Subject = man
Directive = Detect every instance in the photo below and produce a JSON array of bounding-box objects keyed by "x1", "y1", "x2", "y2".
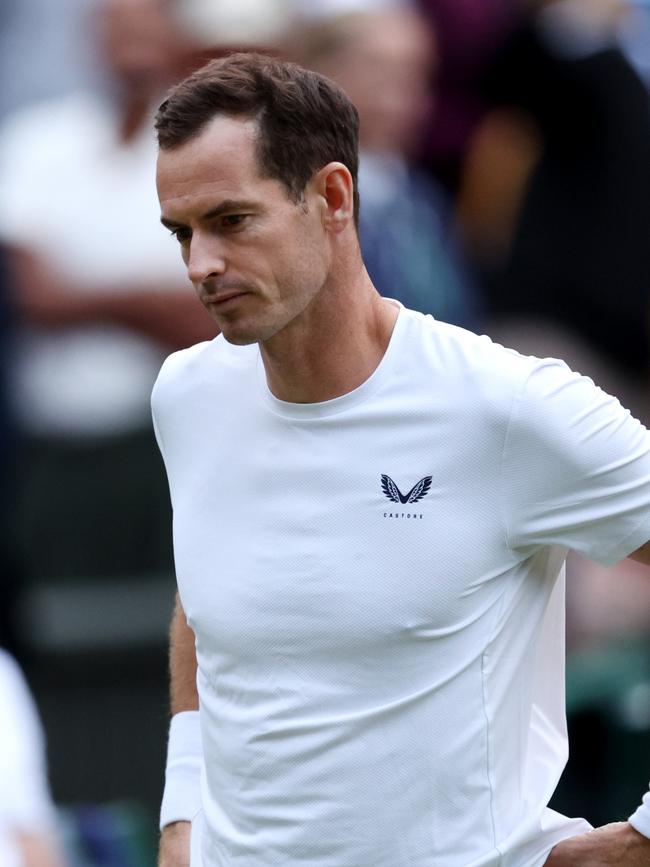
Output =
[{"x1": 152, "y1": 53, "x2": 650, "y2": 866}]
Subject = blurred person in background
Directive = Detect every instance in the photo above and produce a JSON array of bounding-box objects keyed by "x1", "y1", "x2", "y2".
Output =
[
  {"x1": 0, "y1": 649, "x2": 65, "y2": 867},
  {"x1": 0, "y1": 0, "x2": 217, "y2": 585},
  {"x1": 291, "y1": 5, "x2": 479, "y2": 328},
  {"x1": 458, "y1": 0, "x2": 650, "y2": 420},
  {"x1": 415, "y1": 0, "x2": 516, "y2": 191}
]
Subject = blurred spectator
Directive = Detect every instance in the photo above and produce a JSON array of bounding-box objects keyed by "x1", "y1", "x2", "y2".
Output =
[
  {"x1": 416, "y1": 0, "x2": 516, "y2": 190},
  {"x1": 458, "y1": 0, "x2": 650, "y2": 421},
  {"x1": 0, "y1": 650, "x2": 65, "y2": 867},
  {"x1": 292, "y1": 7, "x2": 479, "y2": 327},
  {"x1": 0, "y1": 0, "x2": 217, "y2": 584}
]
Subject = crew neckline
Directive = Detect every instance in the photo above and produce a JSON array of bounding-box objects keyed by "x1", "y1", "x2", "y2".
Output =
[{"x1": 258, "y1": 301, "x2": 407, "y2": 420}]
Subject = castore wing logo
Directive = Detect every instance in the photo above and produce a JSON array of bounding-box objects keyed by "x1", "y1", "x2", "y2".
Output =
[{"x1": 381, "y1": 474, "x2": 432, "y2": 505}]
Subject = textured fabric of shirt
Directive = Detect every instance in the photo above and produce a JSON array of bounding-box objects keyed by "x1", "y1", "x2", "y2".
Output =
[{"x1": 152, "y1": 306, "x2": 650, "y2": 867}]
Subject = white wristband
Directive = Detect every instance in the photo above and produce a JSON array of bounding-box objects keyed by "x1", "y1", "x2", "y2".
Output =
[
  {"x1": 159, "y1": 710, "x2": 203, "y2": 831},
  {"x1": 629, "y1": 784, "x2": 650, "y2": 838}
]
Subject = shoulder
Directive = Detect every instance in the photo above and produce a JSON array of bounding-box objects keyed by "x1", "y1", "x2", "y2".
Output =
[
  {"x1": 151, "y1": 336, "x2": 258, "y2": 461},
  {"x1": 395, "y1": 309, "x2": 601, "y2": 436},
  {"x1": 151, "y1": 335, "x2": 256, "y2": 413},
  {"x1": 153, "y1": 339, "x2": 213, "y2": 388},
  {"x1": 400, "y1": 308, "x2": 539, "y2": 398}
]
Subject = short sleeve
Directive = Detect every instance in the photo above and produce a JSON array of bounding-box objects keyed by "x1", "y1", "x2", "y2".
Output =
[{"x1": 501, "y1": 359, "x2": 650, "y2": 566}]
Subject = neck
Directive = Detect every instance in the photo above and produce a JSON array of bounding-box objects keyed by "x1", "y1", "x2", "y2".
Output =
[{"x1": 260, "y1": 268, "x2": 399, "y2": 404}]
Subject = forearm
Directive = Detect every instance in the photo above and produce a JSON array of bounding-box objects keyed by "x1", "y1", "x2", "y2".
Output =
[
  {"x1": 545, "y1": 780, "x2": 650, "y2": 864},
  {"x1": 8, "y1": 246, "x2": 217, "y2": 348},
  {"x1": 94, "y1": 291, "x2": 217, "y2": 349},
  {"x1": 162, "y1": 593, "x2": 201, "y2": 823},
  {"x1": 545, "y1": 821, "x2": 650, "y2": 865},
  {"x1": 169, "y1": 594, "x2": 199, "y2": 714}
]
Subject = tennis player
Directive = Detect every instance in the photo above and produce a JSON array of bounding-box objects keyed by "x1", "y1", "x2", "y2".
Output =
[{"x1": 152, "y1": 53, "x2": 650, "y2": 867}]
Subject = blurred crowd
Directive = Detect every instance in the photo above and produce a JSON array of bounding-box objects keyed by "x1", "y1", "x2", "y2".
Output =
[{"x1": 0, "y1": 0, "x2": 649, "y2": 864}]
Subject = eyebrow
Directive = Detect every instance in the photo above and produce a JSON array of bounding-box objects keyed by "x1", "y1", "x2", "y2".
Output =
[{"x1": 160, "y1": 199, "x2": 260, "y2": 230}]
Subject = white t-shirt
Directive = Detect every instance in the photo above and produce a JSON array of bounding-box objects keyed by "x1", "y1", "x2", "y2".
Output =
[
  {"x1": 152, "y1": 306, "x2": 650, "y2": 867},
  {"x1": 0, "y1": 92, "x2": 189, "y2": 436}
]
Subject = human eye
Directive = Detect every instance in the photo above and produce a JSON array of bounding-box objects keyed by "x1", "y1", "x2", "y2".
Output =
[
  {"x1": 219, "y1": 214, "x2": 249, "y2": 231},
  {"x1": 168, "y1": 226, "x2": 191, "y2": 244}
]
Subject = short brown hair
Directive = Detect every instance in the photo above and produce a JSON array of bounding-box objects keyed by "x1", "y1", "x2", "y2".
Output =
[{"x1": 155, "y1": 52, "x2": 360, "y2": 224}]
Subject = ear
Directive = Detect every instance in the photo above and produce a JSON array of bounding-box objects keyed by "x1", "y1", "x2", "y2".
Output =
[{"x1": 313, "y1": 162, "x2": 355, "y2": 233}]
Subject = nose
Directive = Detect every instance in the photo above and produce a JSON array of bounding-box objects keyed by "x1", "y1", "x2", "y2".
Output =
[{"x1": 186, "y1": 234, "x2": 226, "y2": 285}]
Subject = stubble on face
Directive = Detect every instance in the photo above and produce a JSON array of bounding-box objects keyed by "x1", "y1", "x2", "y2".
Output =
[{"x1": 212, "y1": 231, "x2": 331, "y2": 349}]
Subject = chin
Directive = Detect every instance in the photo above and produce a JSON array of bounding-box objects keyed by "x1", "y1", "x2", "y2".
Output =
[
  {"x1": 221, "y1": 331, "x2": 259, "y2": 346},
  {"x1": 218, "y1": 321, "x2": 267, "y2": 346},
  {"x1": 219, "y1": 315, "x2": 285, "y2": 347}
]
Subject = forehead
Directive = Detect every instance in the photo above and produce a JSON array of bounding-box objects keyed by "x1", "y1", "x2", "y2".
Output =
[{"x1": 156, "y1": 115, "x2": 268, "y2": 215}]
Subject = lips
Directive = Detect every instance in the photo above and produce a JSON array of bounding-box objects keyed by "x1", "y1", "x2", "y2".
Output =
[{"x1": 206, "y1": 290, "x2": 247, "y2": 307}]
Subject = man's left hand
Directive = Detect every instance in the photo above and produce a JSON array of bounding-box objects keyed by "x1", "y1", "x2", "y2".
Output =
[{"x1": 545, "y1": 822, "x2": 650, "y2": 865}]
